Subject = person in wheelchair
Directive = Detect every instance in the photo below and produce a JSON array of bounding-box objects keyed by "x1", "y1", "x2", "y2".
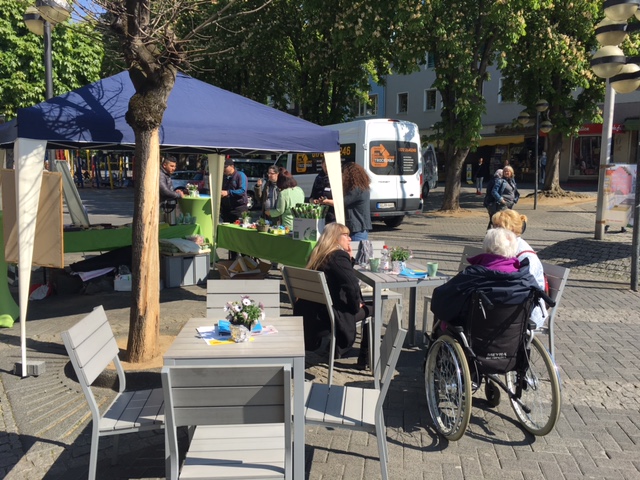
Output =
[
  {"x1": 424, "y1": 228, "x2": 560, "y2": 440},
  {"x1": 431, "y1": 227, "x2": 543, "y2": 330}
]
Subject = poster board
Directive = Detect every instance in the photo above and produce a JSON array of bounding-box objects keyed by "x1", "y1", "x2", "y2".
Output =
[
  {"x1": 1, "y1": 169, "x2": 64, "y2": 267},
  {"x1": 603, "y1": 164, "x2": 636, "y2": 228}
]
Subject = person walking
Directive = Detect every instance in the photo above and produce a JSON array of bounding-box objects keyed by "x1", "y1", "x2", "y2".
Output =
[
  {"x1": 483, "y1": 166, "x2": 519, "y2": 229},
  {"x1": 540, "y1": 152, "x2": 547, "y2": 184},
  {"x1": 474, "y1": 157, "x2": 489, "y2": 195}
]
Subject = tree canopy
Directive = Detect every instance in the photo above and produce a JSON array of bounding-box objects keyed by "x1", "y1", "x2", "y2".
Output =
[{"x1": 0, "y1": 0, "x2": 103, "y2": 118}]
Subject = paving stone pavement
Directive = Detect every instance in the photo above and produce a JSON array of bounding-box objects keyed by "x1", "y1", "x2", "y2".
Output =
[{"x1": 1, "y1": 184, "x2": 640, "y2": 479}]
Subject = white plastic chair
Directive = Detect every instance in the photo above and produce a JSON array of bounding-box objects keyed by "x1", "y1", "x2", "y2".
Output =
[
  {"x1": 304, "y1": 303, "x2": 406, "y2": 480},
  {"x1": 61, "y1": 306, "x2": 164, "y2": 480}
]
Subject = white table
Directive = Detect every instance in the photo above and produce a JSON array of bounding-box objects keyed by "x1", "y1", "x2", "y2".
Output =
[
  {"x1": 164, "y1": 316, "x2": 305, "y2": 479},
  {"x1": 354, "y1": 262, "x2": 448, "y2": 388}
]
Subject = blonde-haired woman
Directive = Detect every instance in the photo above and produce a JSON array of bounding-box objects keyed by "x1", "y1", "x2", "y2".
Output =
[
  {"x1": 491, "y1": 209, "x2": 548, "y2": 328},
  {"x1": 294, "y1": 222, "x2": 371, "y2": 368}
]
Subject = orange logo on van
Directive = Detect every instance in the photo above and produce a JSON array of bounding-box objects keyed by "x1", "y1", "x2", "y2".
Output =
[
  {"x1": 370, "y1": 144, "x2": 395, "y2": 168},
  {"x1": 295, "y1": 154, "x2": 312, "y2": 173}
]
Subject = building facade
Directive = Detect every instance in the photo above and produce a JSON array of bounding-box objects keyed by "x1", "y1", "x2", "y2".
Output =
[{"x1": 357, "y1": 61, "x2": 640, "y2": 183}]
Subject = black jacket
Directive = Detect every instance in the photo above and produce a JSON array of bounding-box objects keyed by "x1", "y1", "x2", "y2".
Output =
[
  {"x1": 431, "y1": 262, "x2": 541, "y2": 325},
  {"x1": 310, "y1": 172, "x2": 335, "y2": 223},
  {"x1": 294, "y1": 250, "x2": 362, "y2": 350},
  {"x1": 160, "y1": 168, "x2": 181, "y2": 202}
]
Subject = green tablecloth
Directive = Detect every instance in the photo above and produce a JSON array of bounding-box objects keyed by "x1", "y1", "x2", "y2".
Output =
[
  {"x1": 64, "y1": 223, "x2": 200, "y2": 253},
  {"x1": 216, "y1": 224, "x2": 315, "y2": 268}
]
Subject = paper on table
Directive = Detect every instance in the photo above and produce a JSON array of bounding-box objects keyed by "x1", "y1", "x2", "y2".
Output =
[{"x1": 196, "y1": 324, "x2": 278, "y2": 346}]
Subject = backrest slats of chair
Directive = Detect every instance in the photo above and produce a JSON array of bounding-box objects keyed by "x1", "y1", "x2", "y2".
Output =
[
  {"x1": 282, "y1": 266, "x2": 332, "y2": 308},
  {"x1": 207, "y1": 279, "x2": 280, "y2": 319},
  {"x1": 350, "y1": 240, "x2": 386, "y2": 258},
  {"x1": 61, "y1": 306, "x2": 119, "y2": 387},
  {"x1": 541, "y1": 262, "x2": 570, "y2": 317},
  {"x1": 377, "y1": 303, "x2": 406, "y2": 391},
  {"x1": 163, "y1": 365, "x2": 287, "y2": 428},
  {"x1": 458, "y1": 245, "x2": 483, "y2": 272}
]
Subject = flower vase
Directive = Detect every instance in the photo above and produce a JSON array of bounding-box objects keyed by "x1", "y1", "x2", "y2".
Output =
[
  {"x1": 391, "y1": 260, "x2": 404, "y2": 274},
  {"x1": 230, "y1": 324, "x2": 250, "y2": 343}
]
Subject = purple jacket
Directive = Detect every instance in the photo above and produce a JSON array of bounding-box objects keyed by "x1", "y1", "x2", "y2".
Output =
[{"x1": 468, "y1": 253, "x2": 520, "y2": 273}]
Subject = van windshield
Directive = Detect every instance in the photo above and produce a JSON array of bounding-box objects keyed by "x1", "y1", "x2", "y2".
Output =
[{"x1": 368, "y1": 141, "x2": 419, "y2": 176}]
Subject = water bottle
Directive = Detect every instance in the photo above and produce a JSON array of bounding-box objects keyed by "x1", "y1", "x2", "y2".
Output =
[{"x1": 380, "y1": 245, "x2": 390, "y2": 273}]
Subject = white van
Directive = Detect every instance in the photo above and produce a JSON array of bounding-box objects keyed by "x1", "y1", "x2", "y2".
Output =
[{"x1": 276, "y1": 119, "x2": 423, "y2": 228}]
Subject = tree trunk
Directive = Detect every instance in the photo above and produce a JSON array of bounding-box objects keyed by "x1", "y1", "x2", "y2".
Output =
[
  {"x1": 126, "y1": 128, "x2": 161, "y2": 363},
  {"x1": 441, "y1": 147, "x2": 470, "y2": 211},
  {"x1": 542, "y1": 132, "x2": 564, "y2": 194}
]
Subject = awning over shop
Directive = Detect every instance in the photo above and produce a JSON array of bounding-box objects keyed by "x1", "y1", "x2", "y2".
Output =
[{"x1": 478, "y1": 135, "x2": 524, "y2": 147}]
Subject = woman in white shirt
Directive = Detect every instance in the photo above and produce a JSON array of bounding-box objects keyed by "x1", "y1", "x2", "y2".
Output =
[{"x1": 491, "y1": 209, "x2": 548, "y2": 328}]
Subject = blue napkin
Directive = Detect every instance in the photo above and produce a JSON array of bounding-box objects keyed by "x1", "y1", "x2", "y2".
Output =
[
  {"x1": 218, "y1": 320, "x2": 231, "y2": 336},
  {"x1": 251, "y1": 321, "x2": 263, "y2": 333},
  {"x1": 399, "y1": 268, "x2": 427, "y2": 279}
]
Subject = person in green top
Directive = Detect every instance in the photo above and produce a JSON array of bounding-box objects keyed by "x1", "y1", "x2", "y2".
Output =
[{"x1": 266, "y1": 169, "x2": 305, "y2": 229}]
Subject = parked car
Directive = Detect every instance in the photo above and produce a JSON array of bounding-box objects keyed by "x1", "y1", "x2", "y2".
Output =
[{"x1": 171, "y1": 170, "x2": 208, "y2": 193}]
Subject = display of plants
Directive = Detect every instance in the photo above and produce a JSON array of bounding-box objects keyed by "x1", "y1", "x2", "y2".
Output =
[
  {"x1": 291, "y1": 203, "x2": 327, "y2": 219},
  {"x1": 223, "y1": 295, "x2": 264, "y2": 328},
  {"x1": 390, "y1": 246, "x2": 411, "y2": 262}
]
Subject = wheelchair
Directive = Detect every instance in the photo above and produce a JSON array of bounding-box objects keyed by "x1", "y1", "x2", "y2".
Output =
[{"x1": 424, "y1": 289, "x2": 561, "y2": 441}]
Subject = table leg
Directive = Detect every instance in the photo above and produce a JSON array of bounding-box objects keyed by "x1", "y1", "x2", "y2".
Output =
[
  {"x1": 293, "y1": 356, "x2": 305, "y2": 478},
  {"x1": 372, "y1": 285, "x2": 383, "y2": 390},
  {"x1": 407, "y1": 287, "x2": 418, "y2": 346}
]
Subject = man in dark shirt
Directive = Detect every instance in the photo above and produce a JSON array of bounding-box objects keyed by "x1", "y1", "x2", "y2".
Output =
[
  {"x1": 159, "y1": 156, "x2": 184, "y2": 202},
  {"x1": 220, "y1": 158, "x2": 248, "y2": 223}
]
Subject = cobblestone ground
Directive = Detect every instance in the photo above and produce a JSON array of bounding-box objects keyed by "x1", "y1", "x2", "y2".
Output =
[{"x1": 1, "y1": 185, "x2": 639, "y2": 479}]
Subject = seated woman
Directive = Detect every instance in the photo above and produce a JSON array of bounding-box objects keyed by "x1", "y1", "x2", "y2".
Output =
[
  {"x1": 293, "y1": 222, "x2": 371, "y2": 368},
  {"x1": 266, "y1": 169, "x2": 305, "y2": 229},
  {"x1": 491, "y1": 209, "x2": 548, "y2": 328},
  {"x1": 431, "y1": 228, "x2": 541, "y2": 327}
]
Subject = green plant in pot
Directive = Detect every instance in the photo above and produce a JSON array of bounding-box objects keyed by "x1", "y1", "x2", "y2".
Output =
[
  {"x1": 390, "y1": 246, "x2": 411, "y2": 273},
  {"x1": 256, "y1": 217, "x2": 270, "y2": 232}
]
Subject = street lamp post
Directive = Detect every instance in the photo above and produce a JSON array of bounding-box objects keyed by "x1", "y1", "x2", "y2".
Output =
[
  {"x1": 590, "y1": 0, "x2": 640, "y2": 290},
  {"x1": 517, "y1": 103, "x2": 552, "y2": 210},
  {"x1": 23, "y1": 0, "x2": 71, "y2": 170}
]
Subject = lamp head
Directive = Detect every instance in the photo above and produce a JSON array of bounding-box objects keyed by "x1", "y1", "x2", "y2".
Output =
[
  {"x1": 517, "y1": 110, "x2": 530, "y2": 126},
  {"x1": 540, "y1": 120, "x2": 553, "y2": 134},
  {"x1": 591, "y1": 45, "x2": 626, "y2": 78},
  {"x1": 604, "y1": 0, "x2": 639, "y2": 22},
  {"x1": 535, "y1": 99, "x2": 549, "y2": 113},
  {"x1": 595, "y1": 17, "x2": 629, "y2": 46},
  {"x1": 23, "y1": 6, "x2": 44, "y2": 36},
  {"x1": 611, "y1": 63, "x2": 640, "y2": 93},
  {"x1": 36, "y1": 0, "x2": 71, "y2": 26}
]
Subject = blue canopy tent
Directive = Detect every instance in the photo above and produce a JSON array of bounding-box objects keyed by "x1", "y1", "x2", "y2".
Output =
[{"x1": 0, "y1": 71, "x2": 342, "y2": 376}]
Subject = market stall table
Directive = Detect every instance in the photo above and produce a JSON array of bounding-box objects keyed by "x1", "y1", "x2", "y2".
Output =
[
  {"x1": 216, "y1": 223, "x2": 315, "y2": 267},
  {"x1": 63, "y1": 223, "x2": 200, "y2": 253},
  {"x1": 354, "y1": 261, "x2": 448, "y2": 388},
  {"x1": 178, "y1": 196, "x2": 213, "y2": 253},
  {"x1": 163, "y1": 316, "x2": 305, "y2": 479}
]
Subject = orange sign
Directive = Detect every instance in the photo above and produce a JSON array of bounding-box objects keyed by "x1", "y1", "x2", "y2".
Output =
[
  {"x1": 295, "y1": 154, "x2": 312, "y2": 173},
  {"x1": 370, "y1": 144, "x2": 395, "y2": 168}
]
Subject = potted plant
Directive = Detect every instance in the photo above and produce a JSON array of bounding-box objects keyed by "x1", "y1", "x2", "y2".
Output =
[
  {"x1": 256, "y1": 217, "x2": 270, "y2": 233},
  {"x1": 186, "y1": 183, "x2": 199, "y2": 197},
  {"x1": 240, "y1": 210, "x2": 251, "y2": 227},
  {"x1": 389, "y1": 246, "x2": 411, "y2": 273},
  {"x1": 223, "y1": 295, "x2": 265, "y2": 342}
]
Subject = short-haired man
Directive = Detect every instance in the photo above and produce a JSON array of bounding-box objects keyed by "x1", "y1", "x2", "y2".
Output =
[
  {"x1": 220, "y1": 158, "x2": 248, "y2": 223},
  {"x1": 160, "y1": 156, "x2": 184, "y2": 202}
]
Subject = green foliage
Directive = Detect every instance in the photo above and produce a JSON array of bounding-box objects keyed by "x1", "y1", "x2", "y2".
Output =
[
  {"x1": 0, "y1": 0, "x2": 103, "y2": 118},
  {"x1": 179, "y1": 0, "x2": 404, "y2": 125},
  {"x1": 499, "y1": 0, "x2": 603, "y2": 137}
]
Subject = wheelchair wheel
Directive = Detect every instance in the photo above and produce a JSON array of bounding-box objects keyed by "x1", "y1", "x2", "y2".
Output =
[
  {"x1": 506, "y1": 336, "x2": 561, "y2": 436},
  {"x1": 424, "y1": 335, "x2": 472, "y2": 440},
  {"x1": 485, "y1": 380, "x2": 501, "y2": 407}
]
